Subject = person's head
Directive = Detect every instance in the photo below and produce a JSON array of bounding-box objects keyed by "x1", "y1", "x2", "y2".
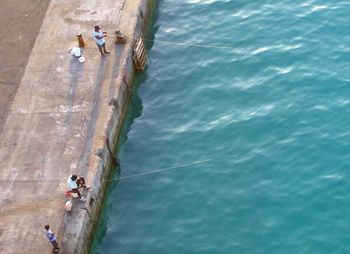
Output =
[
  {"x1": 44, "y1": 225, "x2": 50, "y2": 230},
  {"x1": 94, "y1": 25, "x2": 101, "y2": 31},
  {"x1": 71, "y1": 175, "x2": 78, "y2": 181}
]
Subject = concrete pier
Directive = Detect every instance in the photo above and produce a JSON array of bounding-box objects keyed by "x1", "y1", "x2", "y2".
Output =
[{"x1": 0, "y1": 0, "x2": 152, "y2": 253}]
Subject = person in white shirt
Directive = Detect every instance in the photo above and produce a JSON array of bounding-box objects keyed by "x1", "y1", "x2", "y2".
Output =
[
  {"x1": 44, "y1": 224, "x2": 60, "y2": 252},
  {"x1": 66, "y1": 175, "x2": 88, "y2": 201},
  {"x1": 93, "y1": 25, "x2": 110, "y2": 56}
]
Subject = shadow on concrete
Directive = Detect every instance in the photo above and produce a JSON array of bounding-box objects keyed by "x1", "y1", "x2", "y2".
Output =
[
  {"x1": 107, "y1": 44, "x2": 125, "y2": 102},
  {"x1": 65, "y1": 57, "x2": 85, "y2": 127},
  {"x1": 77, "y1": 57, "x2": 109, "y2": 175}
]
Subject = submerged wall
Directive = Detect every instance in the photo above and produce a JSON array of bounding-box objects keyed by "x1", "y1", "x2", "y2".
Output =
[{"x1": 61, "y1": 1, "x2": 155, "y2": 253}]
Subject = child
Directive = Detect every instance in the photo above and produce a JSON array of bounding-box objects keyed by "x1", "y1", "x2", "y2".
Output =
[{"x1": 44, "y1": 225, "x2": 60, "y2": 252}]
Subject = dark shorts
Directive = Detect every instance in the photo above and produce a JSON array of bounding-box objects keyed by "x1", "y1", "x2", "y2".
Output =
[
  {"x1": 96, "y1": 42, "x2": 105, "y2": 48},
  {"x1": 51, "y1": 240, "x2": 59, "y2": 249}
]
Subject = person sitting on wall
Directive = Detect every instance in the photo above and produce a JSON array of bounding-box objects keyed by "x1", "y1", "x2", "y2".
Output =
[{"x1": 66, "y1": 174, "x2": 88, "y2": 202}]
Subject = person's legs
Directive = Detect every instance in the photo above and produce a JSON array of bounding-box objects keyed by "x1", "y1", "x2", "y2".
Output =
[
  {"x1": 97, "y1": 43, "x2": 104, "y2": 55},
  {"x1": 52, "y1": 240, "x2": 60, "y2": 250},
  {"x1": 70, "y1": 188, "x2": 81, "y2": 199},
  {"x1": 102, "y1": 43, "x2": 110, "y2": 54}
]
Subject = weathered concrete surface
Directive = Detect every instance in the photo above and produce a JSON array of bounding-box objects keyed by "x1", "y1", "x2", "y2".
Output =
[
  {"x1": 0, "y1": 0, "x2": 50, "y2": 133},
  {"x1": 0, "y1": 0, "x2": 152, "y2": 253}
]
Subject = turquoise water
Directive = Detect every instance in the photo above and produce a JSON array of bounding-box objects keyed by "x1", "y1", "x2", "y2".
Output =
[{"x1": 91, "y1": 1, "x2": 350, "y2": 253}]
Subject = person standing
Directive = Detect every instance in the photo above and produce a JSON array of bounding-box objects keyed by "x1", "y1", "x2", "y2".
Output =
[
  {"x1": 44, "y1": 225, "x2": 60, "y2": 253},
  {"x1": 93, "y1": 25, "x2": 110, "y2": 56}
]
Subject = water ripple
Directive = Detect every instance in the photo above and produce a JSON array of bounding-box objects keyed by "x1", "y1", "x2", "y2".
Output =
[{"x1": 93, "y1": 1, "x2": 350, "y2": 254}]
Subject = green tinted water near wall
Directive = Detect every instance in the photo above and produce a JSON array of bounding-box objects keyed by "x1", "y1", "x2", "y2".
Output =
[{"x1": 92, "y1": 1, "x2": 350, "y2": 253}]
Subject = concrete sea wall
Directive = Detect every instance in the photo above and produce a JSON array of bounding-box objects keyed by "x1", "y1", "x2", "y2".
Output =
[{"x1": 62, "y1": 1, "x2": 155, "y2": 253}]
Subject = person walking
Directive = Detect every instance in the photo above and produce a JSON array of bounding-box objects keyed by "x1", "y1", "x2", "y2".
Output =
[
  {"x1": 44, "y1": 225, "x2": 60, "y2": 253},
  {"x1": 93, "y1": 25, "x2": 110, "y2": 56}
]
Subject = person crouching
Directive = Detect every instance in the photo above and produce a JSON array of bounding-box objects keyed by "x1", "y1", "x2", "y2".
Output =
[{"x1": 66, "y1": 174, "x2": 88, "y2": 202}]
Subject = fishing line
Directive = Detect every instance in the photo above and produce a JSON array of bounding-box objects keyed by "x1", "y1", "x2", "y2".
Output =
[
  {"x1": 108, "y1": 32, "x2": 238, "y2": 50},
  {"x1": 142, "y1": 38, "x2": 239, "y2": 50},
  {"x1": 119, "y1": 158, "x2": 212, "y2": 179}
]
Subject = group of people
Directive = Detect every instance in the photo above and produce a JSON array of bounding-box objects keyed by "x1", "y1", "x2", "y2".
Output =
[
  {"x1": 45, "y1": 174, "x2": 89, "y2": 252},
  {"x1": 47, "y1": 25, "x2": 110, "y2": 251},
  {"x1": 66, "y1": 174, "x2": 89, "y2": 202}
]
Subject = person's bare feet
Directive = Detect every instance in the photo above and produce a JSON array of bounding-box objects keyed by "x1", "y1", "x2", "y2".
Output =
[{"x1": 104, "y1": 50, "x2": 110, "y2": 54}]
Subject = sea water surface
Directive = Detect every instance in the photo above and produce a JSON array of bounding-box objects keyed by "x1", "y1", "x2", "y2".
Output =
[{"x1": 91, "y1": 1, "x2": 350, "y2": 253}]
